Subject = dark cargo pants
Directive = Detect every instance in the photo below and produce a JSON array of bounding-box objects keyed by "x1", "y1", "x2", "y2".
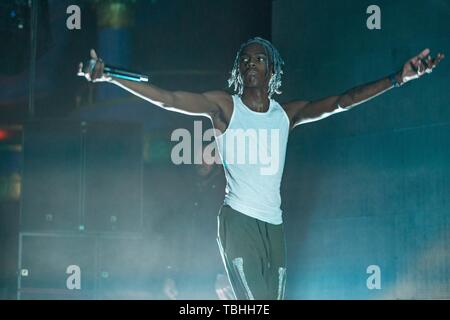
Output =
[{"x1": 217, "y1": 204, "x2": 287, "y2": 300}]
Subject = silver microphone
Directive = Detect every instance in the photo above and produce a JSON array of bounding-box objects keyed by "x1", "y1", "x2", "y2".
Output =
[{"x1": 103, "y1": 65, "x2": 149, "y2": 82}]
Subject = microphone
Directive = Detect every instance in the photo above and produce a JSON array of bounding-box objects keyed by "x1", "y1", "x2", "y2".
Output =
[{"x1": 103, "y1": 65, "x2": 149, "y2": 82}]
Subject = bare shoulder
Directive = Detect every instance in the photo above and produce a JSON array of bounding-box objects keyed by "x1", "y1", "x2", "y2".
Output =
[
  {"x1": 281, "y1": 99, "x2": 309, "y2": 112},
  {"x1": 281, "y1": 99, "x2": 309, "y2": 125},
  {"x1": 203, "y1": 90, "x2": 233, "y2": 113},
  {"x1": 202, "y1": 91, "x2": 234, "y2": 132}
]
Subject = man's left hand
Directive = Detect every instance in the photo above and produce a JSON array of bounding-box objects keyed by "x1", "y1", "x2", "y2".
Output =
[{"x1": 400, "y1": 48, "x2": 444, "y2": 85}]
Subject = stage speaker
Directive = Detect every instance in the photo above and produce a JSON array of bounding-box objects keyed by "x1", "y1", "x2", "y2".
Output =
[
  {"x1": 18, "y1": 233, "x2": 96, "y2": 300},
  {"x1": 84, "y1": 122, "x2": 143, "y2": 233},
  {"x1": 17, "y1": 233, "x2": 149, "y2": 300},
  {"x1": 20, "y1": 120, "x2": 143, "y2": 234},
  {"x1": 96, "y1": 237, "x2": 153, "y2": 299},
  {"x1": 21, "y1": 121, "x2": 82, "y2": 232}
]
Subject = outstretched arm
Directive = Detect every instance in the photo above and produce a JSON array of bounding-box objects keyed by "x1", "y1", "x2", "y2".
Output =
[
  {"x1": 284, "y1": 49, "x2": 445, "y2": 128},
  {"x1": 78, "y1": 49, "x2": 229, "y2": 119}
]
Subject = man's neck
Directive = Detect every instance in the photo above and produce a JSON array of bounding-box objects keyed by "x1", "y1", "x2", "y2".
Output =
[{"x1": 241, "y1": 88, "x2": 270, "y2": 112}]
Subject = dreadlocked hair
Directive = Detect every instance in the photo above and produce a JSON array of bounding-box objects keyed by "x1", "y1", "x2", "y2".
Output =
[{"x1": 228, "y1": 37, "x2": 285, "y2": 98}]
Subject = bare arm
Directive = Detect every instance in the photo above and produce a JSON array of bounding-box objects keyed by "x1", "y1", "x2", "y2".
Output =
[
  {"x1": 285, "y1": 49, "x2": 445, "y2": 128},
  {"x1": 110, "y1": 78, "x2": 226, "y2": 118},
  {"x1": 78, "y1": 49, "x2": 228, "y2": 119}
]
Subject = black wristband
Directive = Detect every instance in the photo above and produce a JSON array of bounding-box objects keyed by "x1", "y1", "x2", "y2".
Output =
[{"x1": 389, "y1": 73, "x2": 402, "y2": 88}]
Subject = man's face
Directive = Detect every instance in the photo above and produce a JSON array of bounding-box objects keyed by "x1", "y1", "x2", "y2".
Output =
[{"x1": 238, "y1": 43, "x2": 273, "y2": 90}]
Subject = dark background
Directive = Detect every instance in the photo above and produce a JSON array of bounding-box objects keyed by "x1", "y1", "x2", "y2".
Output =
[{"x1": 0, "y1": 0, "x2": 449, "y2": 299}]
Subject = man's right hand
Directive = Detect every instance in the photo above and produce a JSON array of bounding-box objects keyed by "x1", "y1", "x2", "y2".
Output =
[
  {"x1": 78, "y1": 49, "x2": 111, "y2": 82},
  {"x1": 77, "y1": 48, "x2": 230, "y2": 121}
]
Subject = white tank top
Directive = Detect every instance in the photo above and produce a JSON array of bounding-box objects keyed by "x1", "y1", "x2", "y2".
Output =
[{"x1": 215, "y1": 94, "x2": 290, "y2": 224}]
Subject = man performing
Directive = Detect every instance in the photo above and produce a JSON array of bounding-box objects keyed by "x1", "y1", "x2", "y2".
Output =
[{"x1": 78, "y1": 37, "x2": 444, "y2": 300}]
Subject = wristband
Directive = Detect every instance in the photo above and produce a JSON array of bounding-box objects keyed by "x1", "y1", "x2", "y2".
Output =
[{"x1": 389, "y1": 73, "x2": 402, "y2": 88}]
